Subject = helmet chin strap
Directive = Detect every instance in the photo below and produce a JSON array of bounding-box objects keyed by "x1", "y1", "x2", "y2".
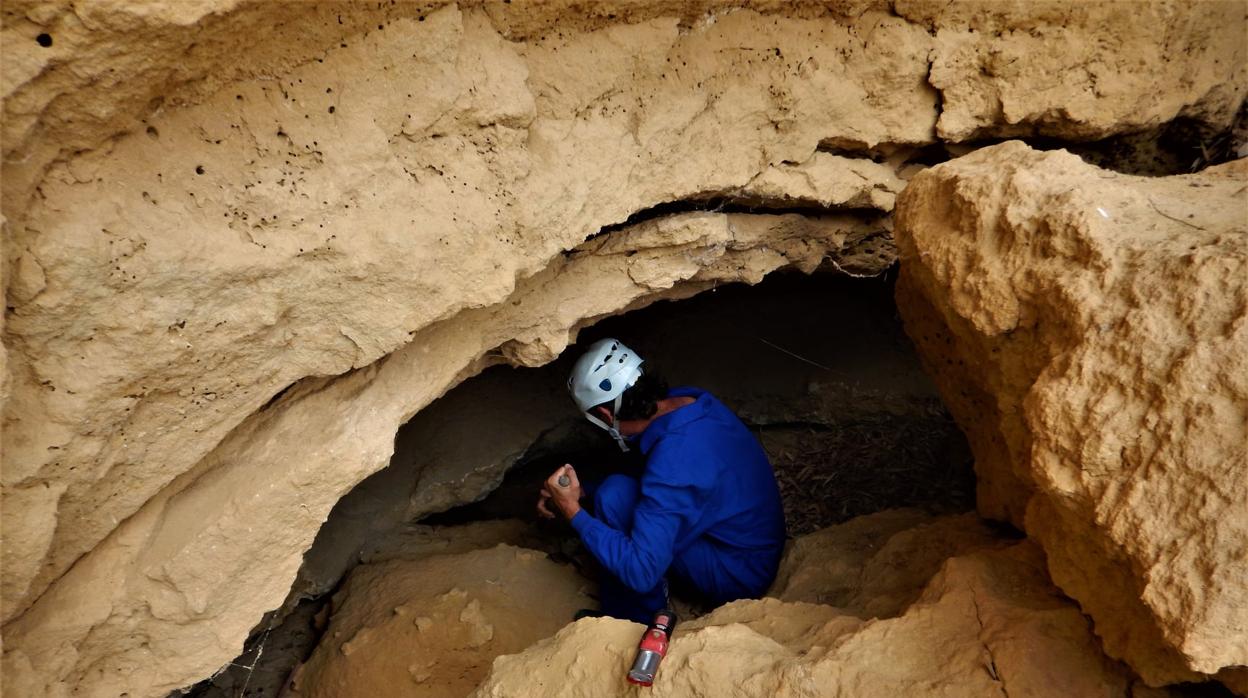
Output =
[{"x1": 585, "y1": 392, "x2": 631, "y2": 452}]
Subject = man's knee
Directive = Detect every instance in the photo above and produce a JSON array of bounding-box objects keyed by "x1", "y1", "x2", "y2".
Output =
[{"x1": 593, "y1": 474, "x2": 639, "y2": 530}]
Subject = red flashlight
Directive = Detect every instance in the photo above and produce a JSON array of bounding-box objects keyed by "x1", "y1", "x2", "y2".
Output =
[{"x1": 626, "y1": 609, "x2": 678, "y2": 687}]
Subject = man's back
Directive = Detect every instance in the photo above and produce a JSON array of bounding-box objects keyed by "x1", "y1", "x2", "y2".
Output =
[{"x1": 638, "y1": 387, "x2": 787, "y2": 599}]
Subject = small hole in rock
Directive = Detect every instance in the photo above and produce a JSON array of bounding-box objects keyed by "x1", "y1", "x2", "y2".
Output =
[{"x1": 36, "y1": 33, "x2": 52, "y2": 47}]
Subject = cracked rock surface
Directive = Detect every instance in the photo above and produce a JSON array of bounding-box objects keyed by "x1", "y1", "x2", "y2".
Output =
[
  {"x1": 895, "y1": 142, "x2": 1247, "y2": 684},
  {"x1": 1, "y1": 2, "x2": 1245, "y2": 697}
]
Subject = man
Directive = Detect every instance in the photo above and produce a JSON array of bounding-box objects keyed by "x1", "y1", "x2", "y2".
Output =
[{"x1": 536, "y1": 338, "x2": 787, "y2": 623}]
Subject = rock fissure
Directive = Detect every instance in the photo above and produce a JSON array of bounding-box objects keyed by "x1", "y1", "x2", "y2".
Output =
[
  {"x1": 592, "y1": 198, "x2": 890, "y2": 240},
  {"x1": 967, "y1": 581, "x2": 1010, "y2": 697}
]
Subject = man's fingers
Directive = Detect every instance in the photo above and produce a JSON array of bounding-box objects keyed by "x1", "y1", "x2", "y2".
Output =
[
  {"x1": 547, "y1": 465, "x2": 576, "y2": 492},
  {"x1": 536, "y1": 496, "x2": 555, "y2": 519},
  {"x1": 545, "y1": 467, "x2": 566, "y2": 491},
  {"x1": 555, "y1": 464, "x2": 581, "y2": 490},
  {"x1": 542, "y1": 465, "x2": 583, "y2": 521}
]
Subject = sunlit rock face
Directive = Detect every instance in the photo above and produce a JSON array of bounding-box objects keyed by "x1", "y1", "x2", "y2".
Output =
[
  {"x1": 1, "y1": 1, "x2": 1244, "y2": 696},
  {"x1": 895, "y1": 143, "x2": 1247, "y2": 684}
]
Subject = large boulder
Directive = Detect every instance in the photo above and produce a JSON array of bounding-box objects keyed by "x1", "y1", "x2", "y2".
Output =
[{"x1": 894, "y1": 142, "x2": 1247, "y2": 683}]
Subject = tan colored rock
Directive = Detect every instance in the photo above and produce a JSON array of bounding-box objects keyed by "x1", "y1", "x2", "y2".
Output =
[
  {"x1": 292, "y1": 512, "x2": 1017, "y2": 698},
  {"x1": 894, "y1": 142, "x2": 1247, "y2": 682},
  {"x1": 741, "y1": 153, "x2": 907, "y2": 211},
  {"x1": 771, "y1": 510, "x2": 1012, "y2": 618},
  {"x1": 1, "y1": 2, "x2": 1244, "y2": 697},
  {"x1": 4, "y1": 0, "x2": 1242, "y2": 628},
  {"x1": 769, "y1": 507, "x2": 931, "y2": 604},
  {"x1": 0, "y1": 209, "x2": 880, "y2": 698},
  {"x1": 473, "y1": 513, "x2": 1133, "y2": 697},
  {"x1": 286, "y1": 544, "x2": 592, "y2": 698},
  {"x1": 285, "y1": 358, "x2": 582, "y2": 605},
  {"x1": 897, "y1": 0, "x2": 1248, "y2": 141},
  {"x1": 1, "y1": 4, "x2": 931, "y2": 627},
  {"x1": 356, "y1": 519, "x2": 550, "y2": 568}
]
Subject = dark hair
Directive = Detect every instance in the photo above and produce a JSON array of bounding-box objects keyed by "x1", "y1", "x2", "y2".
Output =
[{"x1": 599, "y1": 369, "x2": 668, "y2": 421}]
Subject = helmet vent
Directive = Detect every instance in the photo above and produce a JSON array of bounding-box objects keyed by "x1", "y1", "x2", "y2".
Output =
[{"x1": 599, "y1": 379, "x2": 612, "y2": 391}]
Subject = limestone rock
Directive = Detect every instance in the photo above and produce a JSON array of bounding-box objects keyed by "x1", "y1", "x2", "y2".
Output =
[
  {"x1": 740, "y1": 153, "x2": 906, "y2": 211},
  {"x1": 473, "y1": 513, "x2": 1133, "y2": 697},
  {"x1": 286, "y1": 353, "x2": 582, "y2": 606},
  {"x1": 287, "y1": 544, "x2": 592, "y2": 698},
  {"x1": 899, "y1": 0, "x2": 1248, "y2": 141},
  {"x1": 894, "y1": 142, "x2": 1248, "y2": 682},
  {"x1": 2, "y1": 4, "x2": 933, "y2": 627},
  {"x1": 770, "y1": 509, "x2": 1012, "y2": 618},
  {"x1": 4, "y1": 0, "x2": 1242, "y2": 629},
  {"x1": 356, "y1": 520, "x2": 551, "y2": 568},
  {"x1": 0, "y1": 209, "x2": 877, "y2": 698},
  {"x1": 1, "y1": 3, "x2": 1244, "y2": 697}
]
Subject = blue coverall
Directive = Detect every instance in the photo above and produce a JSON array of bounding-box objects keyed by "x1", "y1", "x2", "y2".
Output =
[{"x1": 570, "y1": 387, "x2": 787, "y2": 623}]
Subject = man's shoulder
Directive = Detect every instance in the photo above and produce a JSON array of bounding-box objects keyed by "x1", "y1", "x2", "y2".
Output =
[
  {"x1": 644, "y1": 430, "x2": 718, "y2": 486},
  {"x1": 669, "y1": 386, "x2": 740, "y2": 418}
]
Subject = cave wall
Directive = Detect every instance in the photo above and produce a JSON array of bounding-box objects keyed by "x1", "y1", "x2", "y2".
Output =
[
  {"x1": 1, "y1": 2, "x2": 1245, "y2": 696},
  {"x1": 3, "y1": 3, "x2": 918, "y2": 628},
  {"x1": 2, "y1": 208, "x2": 883, "y2": 696}
]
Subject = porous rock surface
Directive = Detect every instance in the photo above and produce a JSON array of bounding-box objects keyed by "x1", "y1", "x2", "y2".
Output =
[
  {"x1": 5, "y1": 1, "x2": 927, "y2": 633},
  {"x1": 1, "y1": 205, "x2": 879, "y2": 698},
  {"x1": 287, "y1": 542, "x2": 593, "y2": 698},
  {"x1": 894, "y1": 142, "x2": 1248, "y2": 683},
  {"x1": 1, "y1": 2, "x2": 1245, "y2": 697},
  {"x1": 473, "y1": 509, "x2": 1135, "y2": 697}
]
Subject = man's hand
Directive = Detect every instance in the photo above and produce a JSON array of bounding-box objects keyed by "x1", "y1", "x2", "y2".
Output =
[
  {"x1": 536, "y1": 489, "x2": 556, "y2": 520},
  {"x1": 540, "y1": 464, "x2": 583, "y2": 521}
]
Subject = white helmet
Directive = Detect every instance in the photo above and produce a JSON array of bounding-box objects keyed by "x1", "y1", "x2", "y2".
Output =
[{"x1": 568, "y1": 338, "x2": 644, "y2": 451}]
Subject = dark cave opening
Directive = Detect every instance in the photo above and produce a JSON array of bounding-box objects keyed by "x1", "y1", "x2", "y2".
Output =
[{"x1": 423, "y1": 270, "x2": 974, "y2": 535}]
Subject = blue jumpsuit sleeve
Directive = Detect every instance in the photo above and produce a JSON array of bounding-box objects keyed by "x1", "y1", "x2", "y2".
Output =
[{"x1": 571, "y1": 448, "x2": 704, "y2": 593}]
